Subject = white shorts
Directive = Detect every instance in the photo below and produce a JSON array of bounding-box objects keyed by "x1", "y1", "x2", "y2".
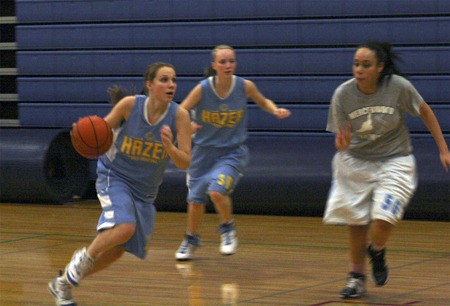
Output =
[{"x1": 323, "y1": 151, "x2": 417, "y2": 226}]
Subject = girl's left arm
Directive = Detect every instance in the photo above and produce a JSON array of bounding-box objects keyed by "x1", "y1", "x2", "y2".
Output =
[
  {"x1": 245, "y1": 80, "x2": 291, "y2": 119},
  {"x1": 419, "y1": 102, "x2": 450, "y2": 172}
]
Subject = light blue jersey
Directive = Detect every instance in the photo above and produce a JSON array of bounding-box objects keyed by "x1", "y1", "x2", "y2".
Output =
[
  {"x1": 95, "y1": 95, "x2": 179, "y2": 258},
  {"x1": 187, "y1": 76, "x2": 250, "y2": 204},
  {"x1": 192, "y1": 76, "x2": 248, "y2": 148},
  {"x1": 97, "y1": 95, "x2": 178, "y2": 199}
]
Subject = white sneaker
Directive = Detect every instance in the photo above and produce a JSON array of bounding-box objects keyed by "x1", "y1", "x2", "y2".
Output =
[
  {"x1": 220, "y1": 230, "x2": 238, "y2": 255},
  {"x1": 175, "y1": 233, "x2": 201, "y2": 261},
  {"x1": 48, "y1": 272, "x2": 76, "y2": 306},
  {"x1": 219, "y1": 222, "x2": 238, "y2": 255},
  {"x1": 64, "y1": 247, "x2": 94, "y2": 286},
  {"x1": 341, "y1": 272, "x2": 366, "y2": 299}
]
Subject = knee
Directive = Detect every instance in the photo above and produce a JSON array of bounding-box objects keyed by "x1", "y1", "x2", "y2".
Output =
[
  {"x1": 209, "y1": 190, "x2": 225, "y2": 203},
  {"x1": 115, "y1": 223, "x2": 136, "y2": 243},
  {"x1": 372, "y1": 219, "x2": 394, "y2": 232}
]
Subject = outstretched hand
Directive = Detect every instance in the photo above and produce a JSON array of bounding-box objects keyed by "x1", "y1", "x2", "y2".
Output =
[
  {"x1": 440, "y1": 151, "x2": 450, "y2": 172},
  {"x1": 335, "y1": 122, "x2": 352, "y2": 151},
  {"x1": 273, "y1": 108, "x2": 291, "y2": 119}
]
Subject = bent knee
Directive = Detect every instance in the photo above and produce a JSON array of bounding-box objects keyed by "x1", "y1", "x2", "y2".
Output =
[
  {"x1": 116, "y1": 223, "x2": 136, "y2": 242},
  {"x1": 209, "y1": 190, "x2": 226, "y2": 203},
  {"x1": 372, "y1": 219, "x2": 395, "y2": 230}
]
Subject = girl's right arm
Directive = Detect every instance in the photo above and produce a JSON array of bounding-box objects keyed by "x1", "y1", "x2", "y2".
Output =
[
  {"x1": 335, "y1": 122, "x2": 351, "y2": 151},
  {"x1": 180, "y1": 84, "x2": 202, "y2": 111},
  {"x1": 181, "y1": 84, "x2": 203, "y2": 134},
  {"x1": 104, "y1": 96, "x2": 136, "y2": 129}
]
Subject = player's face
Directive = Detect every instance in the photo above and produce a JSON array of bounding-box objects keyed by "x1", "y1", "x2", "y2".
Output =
[
  {"x1": 212, "y1": 49, "x2": 236, "y2": 77},
  {"x1": 352, "y1": 48, "x2": 384, "y2": 94},
  {"x1": 147, "y1": 67, "x2": 177, "y2": 102}
]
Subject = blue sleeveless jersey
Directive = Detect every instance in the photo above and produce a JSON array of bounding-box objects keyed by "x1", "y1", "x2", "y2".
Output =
[
  {"x1": 192, "y1": 76, "x2": 248, "y2": 147},
  {"x1": 97, "y1": 95, "x2": 179, "y2": 198}
]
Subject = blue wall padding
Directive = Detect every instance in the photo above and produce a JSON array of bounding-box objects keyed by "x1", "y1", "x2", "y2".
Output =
[
  {"x1": 16, "y1": 47, "x2": 450, "y2": 76},
  {"x1": 16, "y1": 76, "x2": 450, "y2": 104},
  {"x1": 0, "y1": 128, "x2": 90, "y2": 203},
  {"x1": 16, "y1": 0, "x2": 450, "y2": 23},
  {"x1": 16, "y1": 18, "x2": 449, "y2": 49}
]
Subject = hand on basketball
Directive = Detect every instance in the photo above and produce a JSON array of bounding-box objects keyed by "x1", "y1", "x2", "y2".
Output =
[
  {"x1": 71, "y1": 116, "x2": 113, "y2": 159},
  {"x1": 335, "y1": 122, "x2": 351, "y2": 151},
  {"x1": 273, "y1": 108, "x2": 291, "y2": 119},
  {"x1": 160, "y1": 125, "x2": 174, "y2": 148}
]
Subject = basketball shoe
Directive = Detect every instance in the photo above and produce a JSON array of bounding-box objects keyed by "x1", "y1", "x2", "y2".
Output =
[
  {"x1": 367, "y1": 244, "x2": 389, "y2": 286},
  {"x1": 64, "y1": 247, "x2": 94, "y2": 286},
  {"x1": 175, "y1": 233, "x2": 201, "y2": 261},
  {"x1": 219, "y1": 221, "x2": 238, "y2": 255},
  {"x1": 341, "y1": 272, "x2": 366, "y2": 299},
  {"x1": 48, "y1": 271, "x2": 76, "y2": 306}
]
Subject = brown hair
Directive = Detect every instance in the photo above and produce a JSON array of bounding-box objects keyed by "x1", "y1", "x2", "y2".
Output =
[
  {"x1": 204, "y1": 45, "x2": 235, "y2": 77},
  {"x1": 108, "y1": 62, "x2": 176, "y2": 105},
  {"x1": 144, "y1": 62, "x2": 176, "y2": 82}
]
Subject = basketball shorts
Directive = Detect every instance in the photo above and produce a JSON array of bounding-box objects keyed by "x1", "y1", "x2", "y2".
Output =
[
  {"x1": 323, "y1": 151, "x2": 417, "y2": 226},
  {"x1": 187, "y1": 144, "x2": 249, "y2": 204},
  {"x1": 96, "y1": 179, "x2": 156, "y2": 259}
]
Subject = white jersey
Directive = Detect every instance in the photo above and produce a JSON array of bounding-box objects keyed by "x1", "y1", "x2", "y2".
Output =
[{"x1": 326, "y1": 75, "x2": 424, "y2": 160}]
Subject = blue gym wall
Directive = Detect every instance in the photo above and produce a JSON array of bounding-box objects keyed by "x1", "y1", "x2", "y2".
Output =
[{"x1": 6, "y1": 0, "x2": 450, "y2": 220}]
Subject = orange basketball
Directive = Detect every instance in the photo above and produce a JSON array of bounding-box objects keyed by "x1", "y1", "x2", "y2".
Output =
[{"x1": 70, "y1": 116, "x2": 113, "y2": 159}]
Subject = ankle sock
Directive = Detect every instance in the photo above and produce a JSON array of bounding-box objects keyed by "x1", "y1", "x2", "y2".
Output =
[{"x1": 370, "y1": 243, "x2": 385, "y2": 252}]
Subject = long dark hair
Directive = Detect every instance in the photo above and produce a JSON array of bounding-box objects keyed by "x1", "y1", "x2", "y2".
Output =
[
  {"x1": 356, "y1": 41, "x2": 402, "y2": 84},
  {"x1": 108, "y1": 62, "x2": 175, "y2": 105}
]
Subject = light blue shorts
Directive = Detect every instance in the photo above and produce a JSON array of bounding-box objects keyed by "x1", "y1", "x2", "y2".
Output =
[
  {"x1": 96, "y1": 179, "x2": 156, "y2": 259},
  {"x1": 187, "y1": 144, "x2": 249, "y2": 204}
]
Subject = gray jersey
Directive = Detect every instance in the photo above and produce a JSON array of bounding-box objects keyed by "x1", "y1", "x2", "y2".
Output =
[{"x1": 326, "y1": 75, "x2": 424, "y2": 160}]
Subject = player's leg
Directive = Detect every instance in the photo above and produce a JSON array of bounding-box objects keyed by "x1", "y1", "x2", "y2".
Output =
[
  {"x1": 49, "y1": 234, "x2": 127, "y2": 306},
  {"x1": 187, "y1": 201, "x2": 206, "y2": 235},
  {"x1": 208, "y1": 166, "x2": 242, "y2": 256},
  {"x1": 176, "y1": 201, "x2": 203, "y2": 261},
  {"x1": 209, "y1": 191, "x2": 237, "y2": 255},
  {"x1": 86, "y1": 246, "x2": 126, "y2": 275},
  {"x1": 323, "y1": 152, "x2": 374, "y2": 299},
  {"x1": 64, "y1": 223, "x2": 134, "y2": 288},
  {"x1": 369, "y1": 155, "x2": 417, "y2": 286},
  {"x1": 176, "y1": 145, "x2": 221, "y2": 261},
  {"x1": 210, "y1": 191, "x2": 233, "y2": 224},
  {"x1": 208, "y1": 145, "x2": 248, "y2": 255},
  {"x1": 341, "y1": 225, "x2": 368, "y2": 299},
  {"x1": 49, "y1": 183, "x2": 136, "y2": 305}
]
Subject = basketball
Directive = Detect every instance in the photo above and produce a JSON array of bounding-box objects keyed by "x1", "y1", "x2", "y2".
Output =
[{"x1": 70, "y1": 116, "x2": 113, "y2": 159}]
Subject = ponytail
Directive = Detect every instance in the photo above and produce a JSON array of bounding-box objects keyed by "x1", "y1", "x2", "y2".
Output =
[
  {"x1": 204, "y1": 66, "x2": 216, "y2": 78},
  {"x1": 107, "y1": 85, "x2": 128, "y2": 105}
]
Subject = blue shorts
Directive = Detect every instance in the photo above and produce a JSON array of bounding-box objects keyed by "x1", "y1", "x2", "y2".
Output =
[
  {"x1": 187, "y1": 144, "x2": 249, "y2": 204},
  {"x1": 96, "y1": 177, "x2": 156, "y2": 259}
]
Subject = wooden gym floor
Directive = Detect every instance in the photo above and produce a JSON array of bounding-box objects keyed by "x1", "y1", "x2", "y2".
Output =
[{"x1": 0, "y1": 201, "x2": 449, "y2": 305}]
